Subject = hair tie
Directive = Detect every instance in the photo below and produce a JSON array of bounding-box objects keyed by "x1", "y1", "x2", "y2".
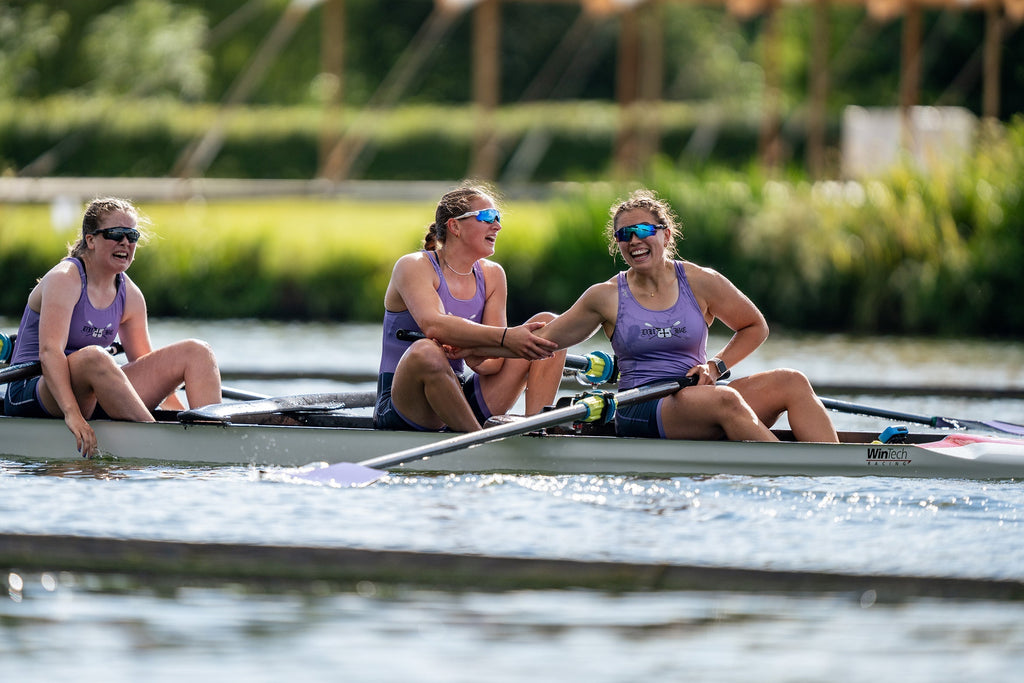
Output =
[{"x1": 500, "y1": 327, "x2": 508, "y2": 347}]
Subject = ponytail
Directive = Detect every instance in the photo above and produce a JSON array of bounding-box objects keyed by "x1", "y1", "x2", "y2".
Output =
[
  {"x1": 422, "y1": 181, "x2": 500, "y2": 251},
  {"x1": 422, "y1": 222, "x2": 440, "y2": 251}
]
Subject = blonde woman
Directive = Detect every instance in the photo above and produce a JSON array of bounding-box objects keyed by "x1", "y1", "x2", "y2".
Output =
[{"x1": 4, "y1": 197, "x2": 221, "y2": 456}]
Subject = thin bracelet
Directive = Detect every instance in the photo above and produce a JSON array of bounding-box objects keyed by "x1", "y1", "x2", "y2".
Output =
[{"x1": 500, "y1": 327, "x2": 508, "y2": 347}]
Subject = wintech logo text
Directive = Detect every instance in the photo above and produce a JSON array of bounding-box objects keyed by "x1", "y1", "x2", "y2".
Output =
[{"x1": 866, "y1": 446, "x2": 911, "y2": 467}]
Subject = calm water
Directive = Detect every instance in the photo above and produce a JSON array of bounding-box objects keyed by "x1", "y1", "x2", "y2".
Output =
[{"x1": 3, "y1": 318, "x2": 1024, "y2": 681}]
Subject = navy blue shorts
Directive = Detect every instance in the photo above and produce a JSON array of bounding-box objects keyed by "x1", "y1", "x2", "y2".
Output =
[
  {"x1": 614, "y1": 397, "x2": 665, "y2": 439},
  {"x1": 373, "y1": 372, "x2": 492, "y2": 431},
  {"x1": 3, "y1": 377, "x2": 53, "y2": 418}
]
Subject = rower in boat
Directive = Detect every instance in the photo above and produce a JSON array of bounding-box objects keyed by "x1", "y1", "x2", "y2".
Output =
[
  {"x1": 472, "y1": 188, "x2": 840, "y2": 444},
  {"x1": 2, "y1": 197, "x2": 222, "y2": 457},
  {"x1": 373, "y1": 182, "x2": 566, "y2": 433}
]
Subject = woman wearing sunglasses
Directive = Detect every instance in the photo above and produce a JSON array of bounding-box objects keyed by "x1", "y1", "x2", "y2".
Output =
[
  {"x1": 530, "y1": 188, "x2": 838, "y2": 443},
  {"x1": 3, "y1": 197, "x2": 222, "y2": 456},
  {"x1": 374, "y1": 184, "x2": 566, "y2": 432}
]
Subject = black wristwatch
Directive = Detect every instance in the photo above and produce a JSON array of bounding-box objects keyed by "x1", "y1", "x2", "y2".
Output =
[{"x1": 710, "y1": 357, "x2": 728, "y2": 377}]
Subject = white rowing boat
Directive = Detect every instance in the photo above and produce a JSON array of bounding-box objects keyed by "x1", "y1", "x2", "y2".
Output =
[
  {"x1": 3, "y1": 402, "x2": 1024, "y2": 480},
  {"x1": 5, "y1": 333, "x2": 1024, "y2": 479}
]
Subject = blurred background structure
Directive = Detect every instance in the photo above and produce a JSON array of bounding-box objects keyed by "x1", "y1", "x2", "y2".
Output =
[{"x1": 1, "y1": 0, "x2": 1022, "y2": 185}]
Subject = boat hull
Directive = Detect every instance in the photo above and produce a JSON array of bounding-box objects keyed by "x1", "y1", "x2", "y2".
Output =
[{"x1": 3, "y1": 414, "x2": 1024, "y2": 479}]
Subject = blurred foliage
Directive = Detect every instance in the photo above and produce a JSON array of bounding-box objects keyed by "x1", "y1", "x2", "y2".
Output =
[
  {"x1": 4, "y1": 0, "x2": 1022, "y2": 117},
  {"x1": 2, "y1": 1, "x2": 1020, "y2": 178},
  {"x1": 0, "y1": 3, "x2": 68, "y2": 97},
  {"x1": 2, "y1": 2, "x2": 1023, "y2": 337},
  {"x1": 2, "y1": 117, "x2": 1023, "y2": 337},
  {"x1": 81, "y1": 0, "x2": 210, "y2": 98},
  {"x1": 0, "y1": 96, "x2": 771, "y2": 180}
]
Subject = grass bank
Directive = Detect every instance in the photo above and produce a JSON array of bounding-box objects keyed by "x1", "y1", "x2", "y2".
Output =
[{"x1": 0, "y1": 197, "x2": 561, "y2": 322}]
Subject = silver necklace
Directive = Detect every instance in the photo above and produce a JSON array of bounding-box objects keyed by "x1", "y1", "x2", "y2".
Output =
[{"x1": 442, "y1": 253, "x2": 473, "y2": 276}]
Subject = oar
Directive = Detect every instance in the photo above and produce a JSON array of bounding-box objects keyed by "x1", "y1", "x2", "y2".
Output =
[
  {"x1": 220, "y1": 387, "x2": 272, "y2": 401},
  {"x1": 0, "y1": 341, "x2": 126, "y2": 385},
  {"x1": 179, "y1": 390, "x2": 376, "y2": 423},
  {"x1": 393, "y1": 330, "x2": 1023, "y2": 437},
  {"x1": 292, "y1": 377, "x2": 696, "y2": 487},
  {"x1": 1, "y1": 335, "x2": 270, "y2": 403},
  {"x1": 819, "y1": 396, "x2": 1024, "y2": 437},
  {"x1": 394, "y1": 328, "x2": 618, "y2": 385}
]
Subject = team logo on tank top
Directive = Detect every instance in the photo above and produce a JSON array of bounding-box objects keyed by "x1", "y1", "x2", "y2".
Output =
[
  {"x1": 640, "y1": 321, "x2": 685, "y2": 339},
  {"x1": 84, "y1": 321, "x2": 114, "y2": 340}
]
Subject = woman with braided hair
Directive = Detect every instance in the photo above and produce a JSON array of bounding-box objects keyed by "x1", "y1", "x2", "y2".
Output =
[{"x1": 374, "y1": 183, "x2": 565, "y2": 432}]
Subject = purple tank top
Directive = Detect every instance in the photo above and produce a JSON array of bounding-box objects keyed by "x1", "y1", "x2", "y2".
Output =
[
  {"x1": 377, "y1": 251, "x2": 487, "y2": 376},
  {"x1": 10, "y1": 257, "x2": 127, "y2": 365},
  {"x1": 610, "y1": 261, "x2": 708, "y2": 390}
]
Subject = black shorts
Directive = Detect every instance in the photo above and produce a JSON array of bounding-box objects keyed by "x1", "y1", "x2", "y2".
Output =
[
  {"x1": 614, "y1": 397, "x2": 665, "y2": 438},
  {"x1": 373, "y1": 372, "x2": 492, "y2": 431},
  {"x1": 3, "y1": 377, "x2": 53, "y2": 418}
]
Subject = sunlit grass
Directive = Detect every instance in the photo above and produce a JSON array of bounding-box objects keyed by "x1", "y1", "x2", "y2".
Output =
[{"x1": 0, "y1": 197, "x2": 563, "y2": 320}]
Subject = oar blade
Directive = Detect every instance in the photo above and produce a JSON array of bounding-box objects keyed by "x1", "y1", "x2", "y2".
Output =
[
  {"x1": 978, "y1": 420, "x2": 1024, "y2": 438},
  {"x1": 289, "y1": 462, "x2": 386, "y2": 487}
]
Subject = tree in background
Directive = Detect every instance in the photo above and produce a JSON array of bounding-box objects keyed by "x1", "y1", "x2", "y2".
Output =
[
  {"x1": 0, "y1": 3, "x2": 68, "y2": 97},
  {"x1": 81, "y1": 0, "x2": 210, "y2": 98}
]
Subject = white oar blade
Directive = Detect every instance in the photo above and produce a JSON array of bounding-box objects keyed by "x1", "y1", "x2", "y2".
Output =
[{"x1": 290, "y1": 462, "x2": 386, "y2": 487}]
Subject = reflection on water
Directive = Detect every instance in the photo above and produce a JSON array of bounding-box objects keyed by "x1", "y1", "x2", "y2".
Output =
[
  {"x1": 5, "y1": 315, "x2": 1024, "y2": 396},
  {"x1": 3, "y1": 570, "x2": 1024, "y2": 683}
]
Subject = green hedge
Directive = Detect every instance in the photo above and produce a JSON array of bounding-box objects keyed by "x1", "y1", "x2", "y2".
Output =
[{"x1": 0, "y1": 96, "x2": 785, "y2": 181}]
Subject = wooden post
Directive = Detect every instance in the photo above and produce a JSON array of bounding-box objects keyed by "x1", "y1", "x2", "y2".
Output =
[
  {"x1": 899, "y1": 2, "x2": 922, "y2": 152},
  {"x1": 614, "y1": 6, "x2": 640, "y2": 176},
  {"x1": 318, "y1": 0, "x2": 345, "y2": 179},
  {"x1": 983, "y1": 0, "x2": 1002, "y2": 120},
  {"x1": 758, "y1": 0, "x2": 782, "y2": 170},
  {"x1": 471, "y1": 0, "x2": 501, "y2": 179},
  {"x1": 636, "y1": 0, "x2": 664, "y2": 171},
  {"x1": 808, "y1": 0, "x2": 830, "y2": 178}
]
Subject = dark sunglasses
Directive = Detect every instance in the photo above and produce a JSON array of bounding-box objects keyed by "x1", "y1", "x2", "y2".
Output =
[
  {"x1": 454, "y1": 208, "x2": 501, "y2": 224},
  {"x1": 94, "y1": 227, "x2": 141, "y2": 243},
  {"x1": 614, "y1": 223, "x2": 665, "y2": 242}
]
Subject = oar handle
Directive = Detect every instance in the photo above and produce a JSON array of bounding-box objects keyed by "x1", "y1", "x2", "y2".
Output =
[
  {"x1": 1, "y1": 340, "x2": 125, "y2": 385},
  {"x1": 0, "y1": 332, "x2": 14, "y2": 364}
]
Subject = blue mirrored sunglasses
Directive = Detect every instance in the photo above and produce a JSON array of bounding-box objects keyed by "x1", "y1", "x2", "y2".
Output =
[
  {"x1": 614, "y1": 223, "x2": 664, "y2": 242},
  {"x1": 94, "y1": 227, "x2": 141, "y2": 243},
  {"x1": 454, "y1": 208, "x2": 501, "y2": 224}
]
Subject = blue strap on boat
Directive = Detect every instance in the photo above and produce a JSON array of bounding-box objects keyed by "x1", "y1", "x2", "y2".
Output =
[
  {"x1": 876, "y1": 425, "x2": 909, "y2": 444},
  {"x1": 576, "y1": 390, "x2": 617, "y2": 423}
]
